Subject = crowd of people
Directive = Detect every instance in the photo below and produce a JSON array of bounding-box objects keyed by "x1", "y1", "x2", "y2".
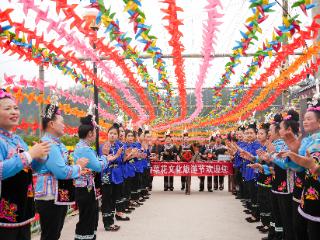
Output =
[
  {"x1": 149, "y1": 130, "x2": 228, "y2": 194},
  {"x1": 227, "y1": 96, "x2": 320, "y2": 240},
  {"x1": 0, "y1": 89, "x2": 154, "y2": 240},
  {"x1": 1, "y1": 86, "x2": 320, "y2": 240}
]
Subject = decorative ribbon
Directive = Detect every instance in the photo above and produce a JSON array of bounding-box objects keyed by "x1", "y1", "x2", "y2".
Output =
[
  {"x1": 154, "y1": 0, "x2": 223, "y2": 130},
  {"x1": 161, "y1": 0, "x2": 187, "y2": 119},
  {"x1": 122, "y1": 0, "x2": 174, "y2": 109}
]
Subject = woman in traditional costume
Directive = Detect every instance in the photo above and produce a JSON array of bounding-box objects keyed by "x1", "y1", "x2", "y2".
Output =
[
  {"x1": 73, "y1": 108, "x2": 108, "y2": 240},
  {"x1": 35, "y1": 98, "x2": 88, "y2": 240},
  {"x1": 0, "y1": 89, "x2": 50, "y2": 240}
]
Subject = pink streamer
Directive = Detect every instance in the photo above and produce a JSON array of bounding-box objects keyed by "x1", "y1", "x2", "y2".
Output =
[
  {"x1": 155, "y1": 0, "x2": 223, "y2": 130},
  {"x1": 3, "y1": 74, "x2": 116, "y2": 121},
  {"x1": 17, "y1": 0, "x2": 147, "y2": 125},
  {"x1": 4, "y1": 73, "x2": 44, "y2": 90}
]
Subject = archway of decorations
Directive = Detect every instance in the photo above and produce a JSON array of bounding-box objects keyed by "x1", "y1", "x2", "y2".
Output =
[{"x1": 0, "y1": 0, "x2": 318, "y2": 138}]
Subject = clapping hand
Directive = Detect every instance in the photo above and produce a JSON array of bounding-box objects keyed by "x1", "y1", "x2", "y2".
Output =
[
  {"x1": 265, "y1": 140, "x2": 275, "y2": 153},
  {"x1": 256, "y1": 149, "x2": 271, "y2": 163},
  {"x1": 239, "y1": 150, "x2": 254, "y2": 161},
  {"x1": 29, "y1": 141, "x2": 51, "y2": 159},
  {"x1": 102, "y1": 143, "x2": 111, "y2": 155},
  {"x1": 131, "y1": 148, "x2": 139, "y2": 158},
  {"x1": 276, "y1": 151, "x2": 290, "y2": 159},
  {"x1": 76, "y1": 158, "x2": 89, "y2": 168},
  {"x1": 248, "y1": 163, "x2": 262, "y2": 171},
  {"x1": 115, "y1": 147, "x2": 123, "y2": 158}
]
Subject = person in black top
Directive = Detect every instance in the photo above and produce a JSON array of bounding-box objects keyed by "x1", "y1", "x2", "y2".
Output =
[
  {"x1": 213, "y1": 134, "x2": 228, "y2": 190},
  {"x1": 199, "y1": 136, "x2": 215, "y2": 192},
  {"x1": 159, "y1": 131, "x2": 179, "y2": 191},
  {"x1": 149, "y1": 137, "x2": 161, "y2": 191},
  {"x1": 179, "y1": 130, "x2": 193, "y2": 191}
]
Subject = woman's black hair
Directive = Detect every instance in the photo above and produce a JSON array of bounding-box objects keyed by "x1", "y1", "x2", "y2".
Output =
[
  {"x1": 272, "y1": 113, "x2": 283, "y2": 133},
  {"x1": 137, "y1": 128, "x2": 143, "y2": 137},
  {"x1": 282, "y1": 109, "x2": 300, "y2": 135},
  {"x1": 260, "y1": 122, "x2": 270, "y2": 134},
  {"x1": 237, "y1": 125, "x2": 246, "y2": 131},
  {"x1": 209, "y1": 136, "x2": 215, "y2": 142},
  {"x1": 125, "y1": 129, "x2": 136, "y2": 138},
  {"x1": 108, "y1": 123, "x2": 120, "y2": 136},
  {"x1": 78, "y1": 115, "x2": 94, "y2": 139},
  {"x1": 144, "y1": 130, "x2": 150, "y2": 136},
  {"x1": 246, "y1": 122, "x2": 257, "y2": 133},
  {"x1": 307, "y1": 98, "x2": 320, "y2": 120},
  {"x1": 42, "y1": 104, "x2": 60, "y2": 131}
]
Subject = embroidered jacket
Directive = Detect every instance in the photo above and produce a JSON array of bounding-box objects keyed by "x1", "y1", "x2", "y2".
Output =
[
  {"x1": 34, "y1": 133, "x2": 81, "y2": 204},
  {"x1": 270, "y1": 139, "x2": 295, "y2": 194},
  {"x1": 73, "y1": 140, "x2": 108, "y2": 197},
  {"x1": 122, "y1": 142, "x2": 136, "y2": 178},
  {"x1": 234, "y1": 141, "x2": 246, "y2": 168},
  {"x1": 134, "y1": 142, "x2": 145, "y2": 173},
  {"x1": 256, "y1": 146, "x2": 272, "y2": 188},
  {"x1": 299, "y1": 132, "x2": 320, "y2": 222},
  {"x1": 101, "y1": 140, "x2": 124, "y2": 185},
  {"x1": 241, "y1": 141, "x2": 262, "y2": 181},
  {"x1": 0, "y1": 129, "x2": 44, "y2": 228},
  {"x1": 291, "y1": 136, "x2": 313, "y2": 202},
  {"x1": 139, "y1": 144, "x2": 149, "y2": 171},
  {"x1": 273, "y1": 136, "x2": 315, "y2": 201},
  {"x1": 145, "y1": 145, "x2": 152, "y2": 168}
]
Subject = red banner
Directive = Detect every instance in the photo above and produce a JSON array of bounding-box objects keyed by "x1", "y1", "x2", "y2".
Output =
[{"x1": 150, "y1": 161, "x2": 233, "y2": 176}]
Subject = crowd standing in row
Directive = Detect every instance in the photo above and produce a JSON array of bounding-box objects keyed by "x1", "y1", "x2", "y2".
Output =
[
  {"x1": 1, "y1": 87, "x2": 320, "y2": 240},
  {"x1": 228, "y1": 95, "x2": 320, "y2": 240},
  {"x1": 0, "y1": 89, "x2": 230, "y2": 240}
]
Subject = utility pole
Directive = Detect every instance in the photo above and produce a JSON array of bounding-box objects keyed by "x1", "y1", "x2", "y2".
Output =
[
  {"x1": 38, "y1": 64, "x2": 44, "y2": 138},
  {"x1": 93, "y1": 43, "x2": 99, "y2": 153},
  {"x1": 83, "y1": 9, "x2": 100, "y2": 153}
]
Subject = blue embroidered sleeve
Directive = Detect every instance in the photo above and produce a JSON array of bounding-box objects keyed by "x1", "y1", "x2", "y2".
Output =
[
  {"x1": 0, "y1": 140, "x2": 29, "y2": 180},
  {"x1": 272, "y1": 156, "x2": 304, "y2": 172},
  {"x1": 0, "y1": 156, "x2": 27, "y2": 180},
  {"x1": 75, "y1": 147, "x2": 108, "y2": 172},
  {"x1": 45, "y1": 144, "x2": 80, "y2": 179}
]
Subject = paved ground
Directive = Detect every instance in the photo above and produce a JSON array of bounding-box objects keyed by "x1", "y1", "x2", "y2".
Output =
[{"x1": 33, "y1": 177, "x2": 263, "y2": 240}]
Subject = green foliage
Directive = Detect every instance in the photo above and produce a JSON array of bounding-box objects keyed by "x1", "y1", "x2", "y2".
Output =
[
  {"x1": 22, "y1": 135, "x2": 40, "y2": 146},
  {"x1": 60, "y1": 135, "x2": 79, "y2": 146},
  {"x1": 22, "y1": 135, "x2": 79, "y2": 147}
]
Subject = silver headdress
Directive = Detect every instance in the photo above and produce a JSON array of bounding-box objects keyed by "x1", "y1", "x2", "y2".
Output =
[
  {"x1": 126, "y1": 119, "x2": 133, "y2": 131},
  {"x1": 43, "y1": 93, "x2": 60, "y2": 119},
  {"x1": 87, "y1": 102, "x2": 98, "y2": 127}
]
